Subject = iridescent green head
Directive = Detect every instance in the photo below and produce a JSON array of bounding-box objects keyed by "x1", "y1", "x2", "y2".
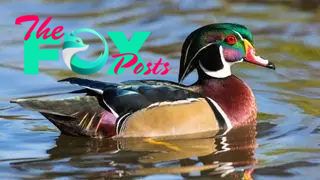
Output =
[{"x1": 179, "y1": 23, "x2": 275, "y2": 82}]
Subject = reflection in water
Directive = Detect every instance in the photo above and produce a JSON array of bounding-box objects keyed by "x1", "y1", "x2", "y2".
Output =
[{"x1": 11, "y1": 125, "x2": 256, "y2": 179}]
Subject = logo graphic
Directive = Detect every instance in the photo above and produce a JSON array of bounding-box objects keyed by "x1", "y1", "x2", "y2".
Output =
[
  {"x1": 62, "y1": 29, "x2": 109, "y2": 75},
  {"x1": 15, "y1": 15, "x2": 172, "y2": 75}
]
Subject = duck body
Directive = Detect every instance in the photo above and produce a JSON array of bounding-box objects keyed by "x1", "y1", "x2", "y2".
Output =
[
  {"x1": 13, "y1": 75, "x2": 256, "y2": 138},
  {"x1": 12, "y1": 23, "x2": 274, "y2": 138},
  {"x1": 62, "y1": 77, "x2": 235, "y2": 138}
]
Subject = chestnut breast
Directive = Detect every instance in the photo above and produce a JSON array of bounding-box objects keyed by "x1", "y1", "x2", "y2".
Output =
[{"x1": 199, "y1": 75, "x2": 257, "y2": 127}]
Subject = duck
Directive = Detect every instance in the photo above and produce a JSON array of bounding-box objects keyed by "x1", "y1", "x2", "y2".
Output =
[{"x1": 12, "y1": 23, "x2": 275, "y2": 138}]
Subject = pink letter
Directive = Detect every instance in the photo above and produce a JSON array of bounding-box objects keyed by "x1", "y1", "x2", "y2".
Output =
[
  {"x1": 152, "y1": 58, "x2": 165, "y2": 74},
  {"x1": 161, "y1": 62, "x2": 172, "y2": 75},
  {"x1": 51, "y1": 26, "x2": 64, "y2": 40},
  {"x1": 15, "y1": 15, "x2": 40, "y2": 41},
  {"x1": 143, "y1": 62, "x2": 153, "y2": 75},
  {"x1": 36, "y1": 17, "x2": 52, "y2": 40},
  {"x1": 134, "y1": 63, "x2": 144, "y2": 74},
  {"x1": 112, "y1": 53, "x2": 138, "y2": 74}
]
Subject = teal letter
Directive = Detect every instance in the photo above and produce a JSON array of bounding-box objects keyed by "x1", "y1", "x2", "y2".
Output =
[
  {"x1": 24, "y1": 32, "x2": 60, "y2": 74},
  {"x1": 107, "y1": 32, "x2": 150, "y2": 75}
]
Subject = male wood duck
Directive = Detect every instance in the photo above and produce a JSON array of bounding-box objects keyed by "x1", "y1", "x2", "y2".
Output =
[{"x1": 12, "y1": 23, "x2": 275, "y2": 138}]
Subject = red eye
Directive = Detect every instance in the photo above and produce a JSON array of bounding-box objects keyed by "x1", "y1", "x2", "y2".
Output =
[{"x1": 225, "y1": 35, "x2": 237, "y2": 45}]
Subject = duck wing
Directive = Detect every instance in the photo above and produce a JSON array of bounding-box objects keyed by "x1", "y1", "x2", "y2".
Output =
[{"x1": 59, "y1": 77, "x2": 203, "y2": 116}]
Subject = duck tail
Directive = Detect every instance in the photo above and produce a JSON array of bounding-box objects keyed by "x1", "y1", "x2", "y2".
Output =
[{"x1": 11, "y1": 94, "x2": 112, "y2": 137}]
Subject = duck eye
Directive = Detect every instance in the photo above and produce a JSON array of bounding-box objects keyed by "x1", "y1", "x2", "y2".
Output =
[
  {"x1": 76, "y1": 40, "x2": 80, "y2": 43},
  {"x1": 225, "y1": 35, "x2": 237, "y2": 45}
]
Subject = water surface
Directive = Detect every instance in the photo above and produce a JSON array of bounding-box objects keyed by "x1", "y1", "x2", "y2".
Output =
[{"x1": 0, "y1": 0, "x2": 319, "y2": 179}]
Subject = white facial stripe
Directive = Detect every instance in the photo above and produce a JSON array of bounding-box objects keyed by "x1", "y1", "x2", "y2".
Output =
[
  {"x1": 231, "y1": 30, "x2": 243, "y2": 40},
  {"x1": 183, "y1": 40, "x2": 193, "y2": 66},
  {"x1": 199, "y1": 46, "x2": 233, "y2": 78},
  {"x1": 190, "y1": 43, "x2": 214, "y2": 64},
  {"x1": 182, "y1": 43, "x2": 214, "y2": 79}
]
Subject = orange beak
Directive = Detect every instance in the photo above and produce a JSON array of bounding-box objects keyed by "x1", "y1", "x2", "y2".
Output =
[{"x1": 243, "y1": 39, "x2": 275, "y2": 70}]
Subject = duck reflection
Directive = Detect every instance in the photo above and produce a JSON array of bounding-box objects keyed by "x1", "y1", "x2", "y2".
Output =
[{"x1": 11, "y1": 125, "x2": 256, "y2": 179}]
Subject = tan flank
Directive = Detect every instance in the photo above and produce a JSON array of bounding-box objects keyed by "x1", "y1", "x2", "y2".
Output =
[{"x1": 118, "y1": 98, "x2": 219, "y2": 137}]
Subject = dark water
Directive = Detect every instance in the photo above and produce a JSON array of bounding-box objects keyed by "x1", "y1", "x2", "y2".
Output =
[{"x1": 0, "y1": 0, "x2": 319, "y2": 179}]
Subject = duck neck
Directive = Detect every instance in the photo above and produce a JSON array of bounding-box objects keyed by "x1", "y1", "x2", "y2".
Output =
[{"x1": 195, "y1": 75, "x2": 257, "y2": 127}]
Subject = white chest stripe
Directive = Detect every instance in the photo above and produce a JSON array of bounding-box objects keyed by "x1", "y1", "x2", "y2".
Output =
[
  {"x1": 206, "y1": 97, "x2": 232, "y2": 130},
  {"x1": 116, "y1": 112, "x2": 130, "y2": 135}
]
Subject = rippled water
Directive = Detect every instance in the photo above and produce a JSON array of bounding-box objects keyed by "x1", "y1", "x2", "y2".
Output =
[{"x1": 0, "y1": 0, "x2": 319, "y2": 179}]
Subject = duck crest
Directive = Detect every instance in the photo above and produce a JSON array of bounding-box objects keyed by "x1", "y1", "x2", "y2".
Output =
[{"x1": 197, "y1": 75, "x2": 257, "y2": 127}]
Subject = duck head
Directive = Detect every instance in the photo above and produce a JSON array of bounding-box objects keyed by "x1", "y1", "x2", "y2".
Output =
[{"x1": 178, "y1": 23, "x2": 275, "y2": 82}]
